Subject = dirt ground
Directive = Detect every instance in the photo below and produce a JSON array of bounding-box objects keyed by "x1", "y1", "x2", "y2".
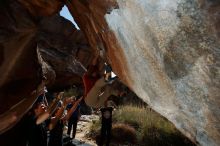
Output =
[{"x1": 63, "y1": 115, "x2": 99, "y2": 146}]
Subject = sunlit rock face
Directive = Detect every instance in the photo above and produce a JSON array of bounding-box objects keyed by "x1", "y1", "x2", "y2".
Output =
[{"x1": 69, "y1": 0, "x2": 220, "y2": 145}]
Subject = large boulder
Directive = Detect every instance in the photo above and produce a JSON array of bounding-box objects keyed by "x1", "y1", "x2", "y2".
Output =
[
  {"x1": 0, "y1": 0, "x2": 43, "y2": 122},
  {"x1": 37, "y1": 15, "x2": 89, "y2": 90},
  {"x1": 67, "y1": 0, "x2": 220, "y2": 146},
  {"x1": 0, "y1": 0, "x2": 91, "y2": 134}
]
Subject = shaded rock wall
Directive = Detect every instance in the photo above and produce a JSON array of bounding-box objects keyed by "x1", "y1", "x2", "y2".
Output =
[
  {"x1": 17, "y1": 0, "x2": 64, "y2": 16},
  {"x1": 0, "y1": 0, "x2": 42, "y2": 115},
  {"x1": 0, "y1": 0, "x2": 91, "y2": 134},
  {"x1": 68, "y1": 0, "x2": 220, "y2": 146},
  {"x1": 37, "y1": 15, "x2": 89, "y2": 90}
]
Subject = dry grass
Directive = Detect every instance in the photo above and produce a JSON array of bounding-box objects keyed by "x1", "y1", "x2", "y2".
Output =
[
  {"x1": 87, "y1": 120, "x2": 100, "y2": 139},
  {"x1": 88, "y1": 105, "x2": 196, "y2": 146},
  {"x1": 113, "y1": 105, "x2": 176, "y2": 139}
]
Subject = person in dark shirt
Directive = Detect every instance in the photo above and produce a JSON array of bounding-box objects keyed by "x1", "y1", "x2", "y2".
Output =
[
  {"x1": 49, "y1": 119, "x2": 64, "y2": 146},
  {"x1": 48, "y1": 96, "x2": 83, "y2": 146},
  {"x1": 48, "y1": 105, "x2": 66, "y2": 146},
  {"x1": 26, "y1": 102, "x2": 49, "y2": 146},
  {"x1": 66, "y1": 97, "x2": 81, "y2": 139},
  {"x1": 99, "y1": 100, "x2": 114, "y2": 146}
]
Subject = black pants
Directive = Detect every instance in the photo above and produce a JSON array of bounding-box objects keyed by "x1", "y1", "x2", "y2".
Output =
[
  {"x1": 99, "y1": 121, "x2": 112, "y2": 146},
  {"x1": 67, "y1": 117, "x2": 78, "y2": 138}
]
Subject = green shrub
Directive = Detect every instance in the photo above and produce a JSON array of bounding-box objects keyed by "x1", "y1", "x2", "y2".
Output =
[{"x1": 111, "y1": 123, "x2": 137, "y2": 144}]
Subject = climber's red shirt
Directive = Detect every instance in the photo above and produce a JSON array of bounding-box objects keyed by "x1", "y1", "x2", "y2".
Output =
[{"x1": 83, "y1": 71, "x2": 100, "y2": 97}]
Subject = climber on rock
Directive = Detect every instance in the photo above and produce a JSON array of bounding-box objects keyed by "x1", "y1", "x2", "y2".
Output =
[{"x1": 83, "y1": 56, "x2": 119, "y2": 108}]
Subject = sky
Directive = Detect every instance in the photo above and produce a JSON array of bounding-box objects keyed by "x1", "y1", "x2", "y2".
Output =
[{"x1": 60, "y1": 6, "x2": 80, "y2": 30}]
